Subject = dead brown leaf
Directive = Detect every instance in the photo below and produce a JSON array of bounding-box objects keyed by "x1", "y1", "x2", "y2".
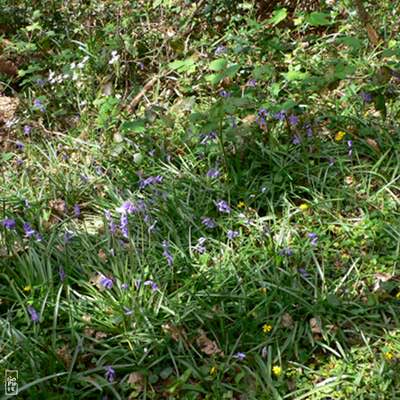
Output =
[
  {"x1": 98, "y1": 249, "x2": 108, "y2": 262},
  {"x1": 95, "y1": 331, "x2": 108, "y2": 340},
  {"x1": 196, "y1": 329, "x2": 224, "y2": 356},
  {"x1": 281, "y1": 312, "x2": 294, "y2": 329},
  {"x1": 310, "y1": 317, "x2": 322, "y2": 334},
  {"x1": 49, "y1": 199, "x2": 67, "y2": 216},
  {"x1": 0, "y1": 96, "x2": 19, "y2": 124},
  {"x1": 56, "y1": 345, "x2": 72, "y2": 367},
  {"x1": 162, "y1": 322, "x2": 187, "y2": 342},
  {"x1": 127, "y1": 371, "x2": 145, "y2": 391},
  {"x1": 366, "y1": 138, "x2": 380, "y2": 152}
]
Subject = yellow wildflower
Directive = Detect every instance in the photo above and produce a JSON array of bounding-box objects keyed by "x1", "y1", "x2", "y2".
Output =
[
  {"x1": 262, "y1": 323, "x2": 272, "y2": 333},
  {"x1": 299, "y1": 203, "x2": 309, "y2": 211},
  {"x1": 260, "y1": 287, "x2": 267, "y2": 294},
  {"x1": 210, "y1": 366, "x2": 217, "y2": 375},
  {"x1": 384, "y1": 352, "x2": 394, "y2": 361},
  {"x1": 335, "y1": 131, "x2": 346, "y2": 141},
  {"x1": 237, "y1": 201, "x2": 246, "y2": 209},
  {"x1": 396, "y1": 292, "x2": 400, "y2": 300},
  {"x1": 23, "y1": 285, "x2": 32, "y2": 292},
  {"x1": 272, "y1": 365, "x2": 282, "y2": 377}
]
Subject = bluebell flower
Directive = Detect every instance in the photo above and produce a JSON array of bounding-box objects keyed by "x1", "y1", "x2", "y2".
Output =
[
  {"x1": 121, "y1": 283, "x2": 128, "y2": 290},
  {"x1": 215, "y1": 200, "x2": 231, "y2": 214},
  {"x1": 144, "y1": 280, "x2": 158, "y2": 291},
  {"x1": 24, "y1": 125, "x2": 31, "y2": 136},
  {"x1": 247, "y1": 79, "x2": 257, "y2": 87},
  {"x1": 307, "y1": 232, "x2": 318, "y2": 246},
  {"x1": 219, "y1": 89, "x2": 230, "y2": 98},
  {"x1": 123, "y1": 307, "x2": 133, "y2": 316},
  {"x1": 207, "y1": 168, "x2": 220, "y2": 179},
  {"x1": 116, "y1": 201, "x2": 137, "y2": 214},
  {"x1": 347, "y1": 140, "x2": 353, "y2": 157},
  {"x1": 59, "y1": 267, "x2": 66, "y2": 282},
  {"x1": 199, "y1": 131, "x2": 217, "y2": 145},
  {"x1": 274, "y1": 110, "x2": 286, "y2": 121},
  {"x1": 27, "y1": 305, "x2": 39, "y2": 322},
  {"x1": 288, "y1": 115, "x2": 299, "y2": 126},
  {"x1": 23, "y1": 223, "x2": 36, "y2": 237},
  {"x1": 360, "y1": 91, "x2": 372, "y2": 103},
  {"x1": 227, "y1": 230, "x2": 239, "y2": 240},
  {"x1": 105, "y1": 366, "x2": 116, "y2": 382},
  {"x1": 100, "y1": 276, "x2": 113, "y2": 289},
  {"x1": 233, "y1": 352, "x2": 246, "y2": 361},
  {"x1": 73, "y1": 204, "x2": 81, "y2": 217},
  {"x1": 162, "y1": 240, "x2": 173, "y2": 266},
  {"x1": 1, "y1": 218, "x2": 16, "y2": 229},
  {"x1": 214, "y1": 45, "x2": 226, "y2": 56},
  {"x1": 120, "y1": 214, "x2": 129, "y2": 238},
  {"x1": 194, "y1": 237, "x2": 207, "y2": 254},
  {"x1": 201, "y1": 217, "x2": 216, "y2": 229},
  {"x1": 292, "y1": 135, "x2": 301, "y2": 145},
  {"x1": 279, "y1": 247, "x2": 293, "y2": 256},
  {"x1": 33, "y1": 99, "x2": 45, "y2": 112}
]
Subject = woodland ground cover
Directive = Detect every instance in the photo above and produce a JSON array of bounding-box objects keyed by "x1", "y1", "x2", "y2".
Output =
[{"x1": 1, "y1": 1, "x2": 400, "y2": 398}]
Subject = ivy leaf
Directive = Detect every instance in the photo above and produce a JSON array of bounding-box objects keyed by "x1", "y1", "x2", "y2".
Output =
[
  {"x1": 267, "y1": 8, "x2": 287, "y2": 26},
  {"x1": 306, "y1": 12, "x2": 331, "y2": 26},
  {"x1": 209, "y1": 58, "x2": 227, "y2": 71}
]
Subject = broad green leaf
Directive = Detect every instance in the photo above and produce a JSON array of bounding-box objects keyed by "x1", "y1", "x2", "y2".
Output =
[
  {"x1": 121, "y1": 119, "x2": 146, "y2": 133},
  {"x1": 205, "y1": 73, "x2": 224, "y2": 85},
  {"x1": 267, "y1": 8, "x2": 287, "y2": 26},
  {"x1": 306, "y1": 12, "x2": 331, "y2": 26},
  {"x1": 283, "y1": 70, "x2": 309, "y2": 81},
  {"x1": 225, "y1": 64, "x2": 240, "y2": 77},
  {"x1": 209, "y1": 58, "x2": 227, "y2": 71},
  {"x1": 168, "y1": 57, "x2": 197, "y2": 74}
]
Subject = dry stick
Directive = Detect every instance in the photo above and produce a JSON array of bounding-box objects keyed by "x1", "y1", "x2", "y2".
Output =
[{"x1": 353, "y1": 0, "x2": 381, "y2": 46}]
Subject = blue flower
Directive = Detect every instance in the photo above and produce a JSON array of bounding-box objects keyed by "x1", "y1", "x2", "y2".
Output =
[
  {"x1": 279, "y1": 247, "x2": 293, "y2": 256},
  {"x1": 105, "y1": 366, "x2": 116, "y2": 383},
  {"x1": 27, "y1": 305, "x2": 39, "y2": 322},
  {"x1": 292, "y1": 135, "x2": 301, "y2": 145},
  {"x1": 201, "y1": 217, "x2": 216, "y2": 229},
  {"x1": 274, "y1": 110, "x2": 286, "y2": 121},
  {"x1": 23, "y1": 223, "x2": 36, "y2": 237},
  {"x1": 1, "y1": 218, "x2": 16, "y2": 229},
  {"x1": 100, "y1": 276, "x2": 114, "y2": 289},
  {"x1": 233, "y1": 352, "x2": 246, "y2": 361},
  {"x1": 215, "y1": 200, "x2": 231, "y2": 214},
  {"x1": 288, "y1": 115, "x2": 299, "y2": 126},
  {"x1": 33, "y1": 99, "x2": 45, "y2": 112},
  {"x1": 307, "y1": 232, "x2": 318, "y2": 246},
  {"x1": 207, "y1": 168, "x2": 220, "y2": 179},
  {"x1": 144, "y1": 280, "x2": 158, "y2": 291},
  {"x1": 227, "y1": 230, "x2": 239, "y2": 240},
  {"x1": 162, "y1": 240, "x2": 173, "y2": 266},
  {"x1": 194, "y1": 237, "x2": 207, "y2": 254},
  {"x1": 214, "y1": 45, "x2": 226, "y2": 56},
  {"x1": 73, "y1": 204, "x2": 81, "y2": 217}
]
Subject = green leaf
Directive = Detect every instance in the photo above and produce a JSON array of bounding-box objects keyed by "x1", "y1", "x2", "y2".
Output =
[
  {"x1": 168, "y1": 57, "x2": 197, "y2": 74},
  {"x1": 306, "y1": 12, "x2": 331, "y2": 26},
  {"x1": 267, "y1": 8, "x2": 287, "y2": 26},
  {"x1": 121, "y1": 119, "x2": 146, "y2": 133},
  {"x1": 336, "y1": 36, "x2": 363, "y2": 50},
  {"x1": 253, "y1": 65, "x2": 274, "y2": 80},
  {"x1": 283, "y1": 70, "x2": 309, "y2": 81},
  {"x1": 205, "y1": 73, "x2": 224, "y2": 85},
  {"x1": 225, "y1": 64, "x2": 240, "y2": 77},
  {"x1": 209, "y1": 58, "x2": 228, "y2": 71}
]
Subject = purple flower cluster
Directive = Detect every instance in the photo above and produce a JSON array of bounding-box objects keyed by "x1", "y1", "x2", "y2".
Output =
[
  {"x1": 227, "y1": 230, "x2": 239, "y2": 240},
  {"x1": 202, "y1": 217, "x2": 216, "y2": 229},
  {"x1": 144, "y1": 280, "x2": 159, "y2": 291},
  {"x1": 199, "y1": 131, "x2": 217, "y2": 145},
  {"x1": 1, "y1": 218, "x2": 16, "y2": 229},
  {"x1": 104, "y1": 210, "x2": 117, "y2": 235},
  {"x1": 33, "y1": 99, "x2": 45, "y2": 112},
  {"x1": 23, "y1": 223, "x2": 42, "y2": 241},
  {"x1": 233, "y1": 352, "x2": 246, "y2": 361},
  {"x1": 162, "y1": 240, "x2": 173, "y2": 266},
  {"x1": 207, "y1": 168, "x2": 220, "y2": 179},
  {"x1": 105, "y1": 366, "x2": 116, "y2": 382},
  {"x1": 194, "y1": 237, "x2": 207, "y2": 254},
  {"x1": 139, "y1": 175, "x2": 163, "y2": 189},
  {"x1": 274, "y1": 110, "x2": 286, "y2": 121},
  {"x1": 215, "y1": 200, "x2": 231, "y2": 214},
  {"x1": 307, "y1": 232, "x2": 318, "y2": 246},
  {"x1": 100, "y1": 276, "x2": 114, "y2": 289},
  {"x1": 27, "y1": 305, "x2": 39, "y2": 322}
]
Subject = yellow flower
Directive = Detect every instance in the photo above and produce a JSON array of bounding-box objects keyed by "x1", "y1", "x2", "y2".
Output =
[
  {"x1": 237, "y1": 201, "x2": 246, "y2": 209},
  {"x1": 384, "y1": 352, "x2": 394, "y2": 361},
  {"x1": 262, "y1": 323, "x2": 272, "y2": 333},
  {"x1": 299, "y1": 203, "x2": 309, "y2": 211},
  {"x1": 23, "y1": 285, "x2": 31, "y2": 292},
  {"x1": 210, "y1": 366, "x2": 217, "y2": 375},
  {"x1": 272, "y1": 365, "x2": 282, "y2": 377},
  {"x1": 260, "y1": 287, "x2": 267, "y2": 294},
  {"x1": 335, "y1": 131, "x2": 346, "y2": 141},
  {"x1": 396, "y1": 292, "x2": 400, "y2": 300}
]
